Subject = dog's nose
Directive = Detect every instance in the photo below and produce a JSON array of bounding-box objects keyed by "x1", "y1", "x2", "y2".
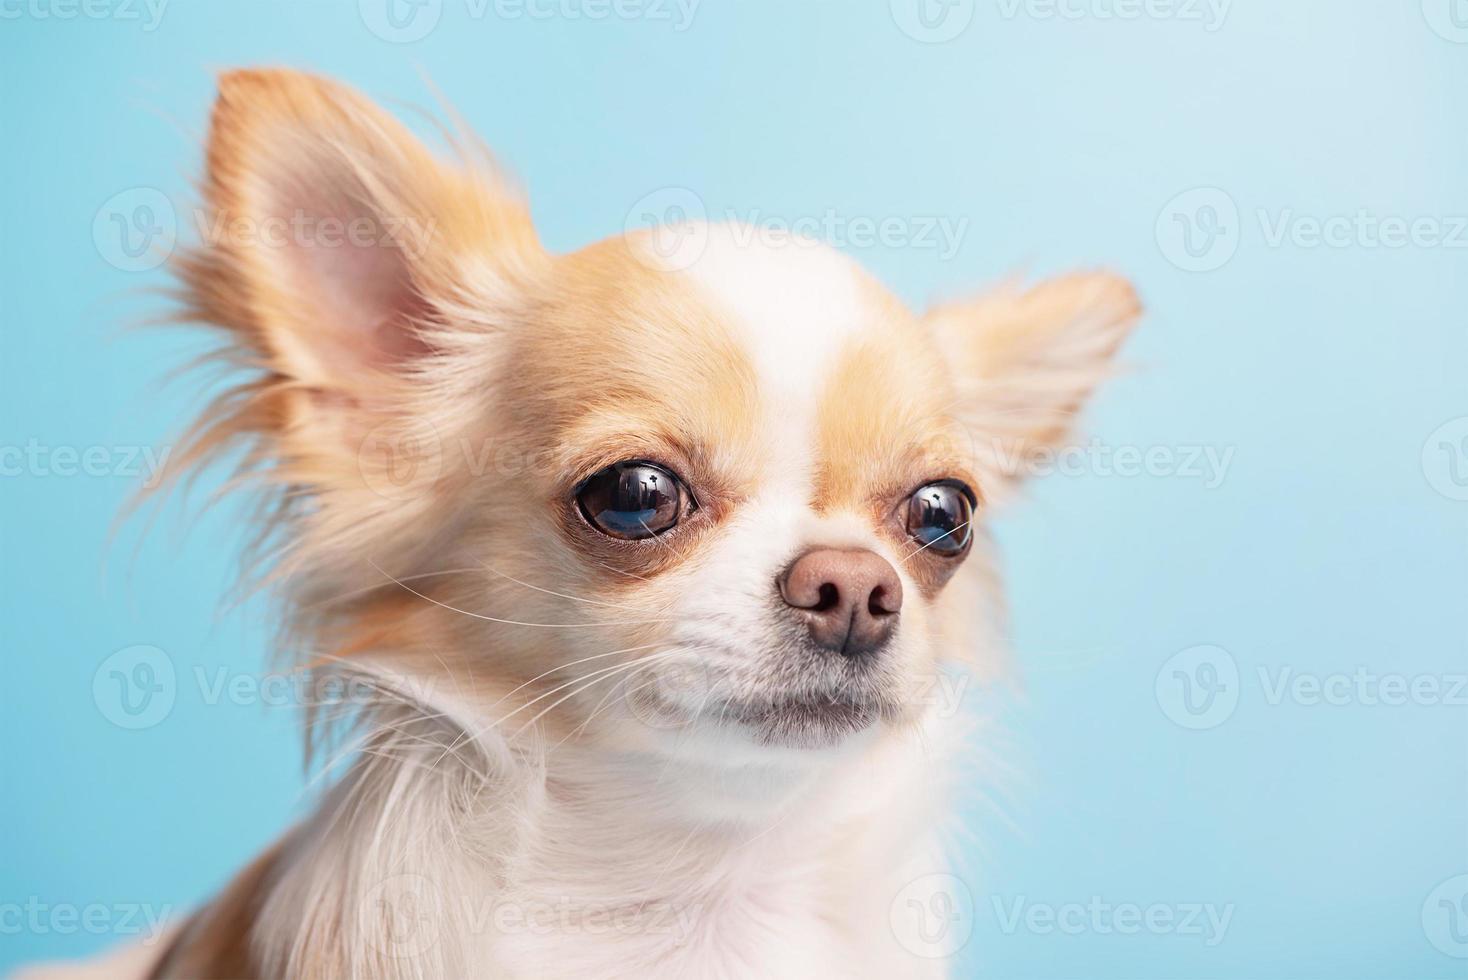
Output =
[{"x1": 778, "y1": 549, "x2": 903, "y2": 656}]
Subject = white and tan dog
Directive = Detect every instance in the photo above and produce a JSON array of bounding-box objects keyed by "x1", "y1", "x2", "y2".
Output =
[{"x1": 29, "y1": 69, "x2": 1139, "y2": 979}]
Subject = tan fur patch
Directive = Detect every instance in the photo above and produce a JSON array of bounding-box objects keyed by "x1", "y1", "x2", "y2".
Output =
[{"x1": 812, "y1": 282, "x2": 972, "y2": 513}]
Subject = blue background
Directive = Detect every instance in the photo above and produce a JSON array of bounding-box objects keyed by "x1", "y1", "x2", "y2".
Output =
[{"x1": 3, "y1": 1, "x2": 1465, "y2": 976}]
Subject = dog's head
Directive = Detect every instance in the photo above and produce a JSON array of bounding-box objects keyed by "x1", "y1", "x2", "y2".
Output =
[{"x1": 179, "y1": 70, "x2": 1138, "y2": 760}]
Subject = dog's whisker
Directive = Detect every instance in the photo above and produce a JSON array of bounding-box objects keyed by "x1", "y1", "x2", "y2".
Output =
[
  {"x1": 637, "y1": 518, "x2": 690, "y2": 562},
  {"x1": 568, "y1": 652, "x2": 701, "y2": 745},
  {"x1": 561, "y1": 662, "x2": 664, "y2": 745},
  {"x1": 899, "y1": 520, "x2": 972, "y2": 564},
  {"x1": 585, "y1": 557, "x2": 654, "y2": 584},
  {"x1": 478, "y1": 560, "x2": 677, "y2": 614},
  {"x1": 458, "y1": 651, "x2": 674, "y2": 749},
  {"x1": 508, "y1": 654, "x2": 681, "y2": 742},
  {"x1": 490, "y1": 643, "x2": 665, "y2": 713},
  {"x1": 478, "y1": 561, "x2": 634, "y2": 610},
  {"x1": 301, "y1": 565, "x2": 483, "y2": 613},
  {"x1": 656, "y1": 671, "x2": 725, "y2": 787},
  {"x1": 369, "y1": 558, "x2": 675, "y2": 629},
  {"x1": 422, "y1": 643, "x2": 662, "y2": 773}
]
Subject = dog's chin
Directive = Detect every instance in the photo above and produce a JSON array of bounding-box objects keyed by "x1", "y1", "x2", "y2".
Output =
[
  {"x1": 624, "y1": 687, "x2": 905, "y2": 751},
  {"x1": 719, "y1": 696, "x2": 894, "y2": 749}
]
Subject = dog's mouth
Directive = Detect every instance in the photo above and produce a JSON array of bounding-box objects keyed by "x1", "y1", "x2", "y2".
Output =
[
  {"x1": 627, "y1": 683, "x2": 896, "y2": 748},
  {"x1": 715, "y1": 694, "x2": 899, "y2": 748},
  {"x1": 620, "y1": 646, "x2": 912, "y2": 749}
]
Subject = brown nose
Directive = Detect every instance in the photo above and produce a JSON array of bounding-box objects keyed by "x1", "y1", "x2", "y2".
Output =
[{"x1": 778, "y1": 549, "x2": 903, "y2": 656}]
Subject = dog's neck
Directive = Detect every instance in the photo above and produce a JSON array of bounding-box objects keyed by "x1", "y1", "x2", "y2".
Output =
[{"x1": 254, "y1": 694, "x2": 956, "y2": 978}]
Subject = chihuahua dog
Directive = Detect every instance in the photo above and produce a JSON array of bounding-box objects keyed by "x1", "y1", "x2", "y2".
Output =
[{"x1": 39, "y1": 69, "x2": 1140, "y2": 979}]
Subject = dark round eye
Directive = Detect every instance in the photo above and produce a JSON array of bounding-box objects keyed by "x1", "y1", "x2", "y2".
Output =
[
  {"x1": 905, "y1": 481, "x2": 975, "y2": 557},
  {"x1": 576, "y1": 461, "x2": 692, "y2": 540}
]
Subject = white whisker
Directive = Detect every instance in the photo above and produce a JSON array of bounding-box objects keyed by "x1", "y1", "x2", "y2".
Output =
[
  {"x1": 508, "y1": 653, "x2": 680, "y2": 741},
  {"x1": 899, "y1": 520, "x2": 972, "y2": 564},
  {"x1": 369, "y1": 558, "x2": 673, "y2": 628},
  {"x1": 478, "y1": 560, "x2": 669, "y2": 612}
]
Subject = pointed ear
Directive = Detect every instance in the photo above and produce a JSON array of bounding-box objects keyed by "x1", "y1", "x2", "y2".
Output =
[
  {"x1": 171, "y1": 70, "x2": 546, "y2": 590},
  {"x1": 925, "y1": 272, "x2": 1141, "y2": 492},
  {"x1": 192, "y1": 68, "x2": 542, "y2": 396}
]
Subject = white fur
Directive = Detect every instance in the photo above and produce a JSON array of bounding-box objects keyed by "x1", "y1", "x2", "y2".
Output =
[{"x1": 231, "y1": 230, "x2": 968, "y2": 979}]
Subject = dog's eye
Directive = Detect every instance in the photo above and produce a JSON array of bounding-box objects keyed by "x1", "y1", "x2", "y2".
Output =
[
  {"x1": 577, "y1": 461, "x2": 692, "y2": 540},
  {"x1": 905, "y1": 481, "x2": 975, "y2": 557}
]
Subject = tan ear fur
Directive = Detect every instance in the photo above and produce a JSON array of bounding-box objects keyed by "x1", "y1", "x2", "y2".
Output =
[
  {"x1": 168, "y1": 69, "x2": 546, "y2": 607},
  {"x1": 924, "y1": 272, "x2": 1141, "y2": 495}
]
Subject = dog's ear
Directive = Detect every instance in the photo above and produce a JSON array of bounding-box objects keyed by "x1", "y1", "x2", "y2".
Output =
[
  {"x1": 173, "y1": 70, "x2": 545, "y2": 585},
  {"x1": 188, "y1": 67, "x2": 542, "y2": 417},
  {"x1": 925, "y1": 272, "x2": 1141, "y2": 494}
]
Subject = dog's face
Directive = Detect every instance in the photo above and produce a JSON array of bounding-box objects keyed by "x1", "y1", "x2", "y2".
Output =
[
  {"x1": 184, "y1": 70, "x2": 1139, "y2": 761},
  {"x1": 481, "y1": 229, "x2": 983, "y2": 751}
]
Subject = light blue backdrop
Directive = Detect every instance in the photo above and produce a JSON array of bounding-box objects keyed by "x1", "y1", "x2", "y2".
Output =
[{"x1": 3, "y1": 2, "x2": 1465, "y2": 976}]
